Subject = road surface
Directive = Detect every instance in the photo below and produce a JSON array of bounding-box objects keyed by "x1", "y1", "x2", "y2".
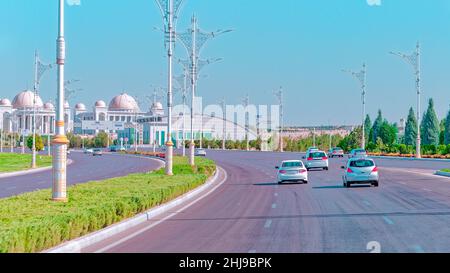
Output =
[
  {"x1": 83, "y1": 150, "x2": 450, "y2": 253},
  {"x1": 0, "y1": 152, "x2": 162, "y2": 199}
]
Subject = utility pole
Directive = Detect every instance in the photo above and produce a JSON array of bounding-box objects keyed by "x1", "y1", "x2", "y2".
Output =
[
  {"x1": 390, "y1": 42, "x2": 421, "y2": 158},
  {"x1": 219, "y1": 98, "x2": 226, "y2": 150},
  {"x1": 242, "y1": 94, "x2": 250, "y2": 151},
  {"x1": 342, "y1": 63, "x2": 367, "y2": 149},
  {"x1": 177, "y1": 15, "x2": 232, "y2": 165},
  {"x1": 52, "y1": 0, "x2": 70, "y2": 202},
  {"x1": 313, "y1": 127, "x2": 316, "y2": 147},
  {"x1": 155, "y1": 0, "x2": 185, "y2": 175},
  {"x1": 32, "y1": 50, "x2": 52, "y2": 169},
  {"x1": 0, "y1": 129, "x2": 2, "y2": 153},
  {"x1": 274, "y1": 87, "x2": 284, "y2": 152}
]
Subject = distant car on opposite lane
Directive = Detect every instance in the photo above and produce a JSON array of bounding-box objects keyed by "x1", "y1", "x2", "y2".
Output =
[
  {"x1": 195, "y1": 149, "x2": 207, "y2": 157},
  {"x1": 349, "y1": 148, "x2": 368, "y2": 159},
  {"x1": 93, "y1": 149, "x2": 103, "y2": 156},
  {"x1": 84, "y1": 148, "x2": 94, "y2": 154},
  {"x1": 276, "y1": 160, "x2": 308, "y2": 184},
  {"x1": 304, "y1": 150, "x2": 329, "y2": 171},
  {"x1": 342, "y1": 157, "x2": 379, "y2": 188}
]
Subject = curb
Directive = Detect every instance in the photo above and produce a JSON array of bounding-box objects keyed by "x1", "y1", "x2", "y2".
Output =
[
  {"x1": 369, "y1": 155, "x2": 450, "y2": 162},
  {"x1": 44, "y1": 165, "x2": 226, "y2": 253},
  {"x1": 0, "y1": 159, "x2": 74, "y2": 179},
  {"x1": 435, "y1": 171, "x2": 450, "y2": 178}
]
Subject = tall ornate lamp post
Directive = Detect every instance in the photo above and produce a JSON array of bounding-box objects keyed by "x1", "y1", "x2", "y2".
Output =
[{"x1": 52, "y1": 0, "x2": 70, "y2": 202}]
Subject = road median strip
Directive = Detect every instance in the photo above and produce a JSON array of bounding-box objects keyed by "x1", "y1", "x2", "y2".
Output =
[{"x1": 0, "y1": 156, "x2": 216, "y2": 253}]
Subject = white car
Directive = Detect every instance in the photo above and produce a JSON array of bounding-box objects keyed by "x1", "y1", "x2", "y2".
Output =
[
  {"x1": 349, "y1": 148, "x2": 367, "y2": 159},
  {"x1": 304, "y1": 150, "x2": 329, "y2": 171},
  {"x1": 276, "y1": 160, "x2": 308, "y2": 184},
  {"x1": 342, "y1": 158, "x2": 379, "y2": 188},
  {"x1": 84, "y1": 148, "x2": 94, "y2": 154},
  {"x1": 195, "y1": 149, "x2": 207, "y2": 157}
]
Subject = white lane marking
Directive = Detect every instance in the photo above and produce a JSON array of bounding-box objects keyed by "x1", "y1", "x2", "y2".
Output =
[
  {"x1": 94, "y1": 167, "x2": 228, "y2": 253},
  {"x1": 382, "y1": 216, "x2": 394, "y2": 225},
  {"x1": 399, "y1": 182, "x2": 407, "y2": 185},
  {"x1": 6, "y1": 186, "x2": 17, "y2": 190},
  {"x1": 274, "y1": 193, "x2": 278, "y2": 197},
  {"x1": 264, "y1": 220, "x2": 272, "y2": 229},
  {"x1": 248, "y1": 250, "x2": 256, "y2": 253},
  {"x1": 363, "y1": 200, "x2": 371, "y2": 206},
  {"x1": 422, "y1": 188, "x2": 432, "y2": 192},
  {"x1": 413, "y1": 245, "x2": 425, "y2": 253},
  {"x1": 272, "y1": 203, "x2": 277, "y2": 209}
]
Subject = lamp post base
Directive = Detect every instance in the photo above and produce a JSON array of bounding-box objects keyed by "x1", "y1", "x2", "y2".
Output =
[
  {"x1": 165, "y1": 141, "x2": 174, "y2": 176},
  {"x1": 189, "y1": 141, "x2": 195, "y2": 166},
  {"x1": 52, "y1": 136, "x2": 69, "y2": 202}
]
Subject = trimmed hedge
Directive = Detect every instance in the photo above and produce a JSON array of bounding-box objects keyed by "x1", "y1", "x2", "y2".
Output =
[{"x1": 0, "y1": 156, "x2": 216, "y2": 253}]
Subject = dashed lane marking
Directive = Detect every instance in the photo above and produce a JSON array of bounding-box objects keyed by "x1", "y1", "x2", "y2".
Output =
[
  {"x1": 264, "y1": 220, "x2": 272, "y2": 228},
  {"x1": 382, "y1": 216, "x2": 394, "y2": 225}
]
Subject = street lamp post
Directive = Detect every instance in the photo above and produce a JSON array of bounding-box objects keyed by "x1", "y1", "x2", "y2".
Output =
[
  {"x1": 390, "y1": 42, "x2": 421, "y2": 158},
  {"x1": 219, "y1": 98, "x2": 226, "y2": 150},
  {"x1": 177, "y1": 15, "x2": 232, "y2": 165},
  {"x1": 274, "y1": 87, "x2": 284, "y2": 152},
  {"x1": 342, "y1": 63, "x2": 367, "y2": 149},
  {"x1": 175, "y1": 72, "x2": 189, "y2": 157},
  {"x1": 52, "y1": 0, "x2": 70, "y2": 202},
  {"x1": 242, "y1": 94, "x2": 250, "y2": 151},
  {"x1": 32, "y1": 50, "x2": 52, "y2": 169},
  {"x1": 155, "y1": 0, "x2": 184, "y2": 175}
]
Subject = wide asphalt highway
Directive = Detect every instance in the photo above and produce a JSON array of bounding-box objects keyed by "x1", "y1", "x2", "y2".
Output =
[
  {"x1": 84, "y1": 150, "x2": 450, "y2": 253},
  {"x1": 0, "y1": 151, "x2": 162, "y2": 199}
]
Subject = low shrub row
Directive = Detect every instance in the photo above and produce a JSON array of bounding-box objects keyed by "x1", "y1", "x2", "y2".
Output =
[{"x1": 0, "y1": 156, "x2": 216, "y2": 253}]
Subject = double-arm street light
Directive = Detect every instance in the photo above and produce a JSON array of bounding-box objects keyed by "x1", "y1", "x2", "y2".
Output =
[
  {"x1": 155, "y1": 0, "x2": 185, "y2": 175},
  {"x1": 177, "y1": 15, "x2": 232, "y2": 165},
  {"x1": 174, "y1": 71, "x2": 189, "y2": 156},
  {"x1": 219, "y1": 97, "x2": 226, "y2": 150},
  {"x1": 31, "y1": 50, "x2": 53, "y2": 169},
  {"x1": 390, "y1": 42, "x2": 422, "y2": 158},
  {"x1": 52, "y1": 0, "x2": 70, "y2": 202},
  {"x1": 342, "y1": 63, "x2": 367, "y2": 149}
]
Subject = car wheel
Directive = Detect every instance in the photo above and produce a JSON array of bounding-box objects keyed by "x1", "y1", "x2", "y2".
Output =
[
  {"x1": 324, "y1": 167, "x2": 329, "y2": 171},
  {"x1": 304, "y1": 180, "x2": 308, "y2": 184},
  {"x1": 373, "y1": 182, "x2": 379, "y2": 187}
]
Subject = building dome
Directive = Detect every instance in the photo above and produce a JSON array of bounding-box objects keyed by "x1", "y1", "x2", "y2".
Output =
[
  {"x1": 64, "y1": 101, "x2": 70, "y2": 109},
  {"x1": 151, "y1": 102, "x2": 164, "y2": 111},
  {"x1": 95, "y1": 100, "x2": 106, "y2": 108},
  {"x1": 43, "y1": 102, "x2": 55, "y2": 110},
  {"x1": 12, "y1": 90, "x2": 44, "y2": 109},
  {"x1": 108, "y1": 93, "x2": 140, "y2": 112},
  {"x1": 75, "y1": 103, "x2": 86, "y2": 111},
  {"x1": 0, "y1": 99, "x2": 12, "y2": 106}
]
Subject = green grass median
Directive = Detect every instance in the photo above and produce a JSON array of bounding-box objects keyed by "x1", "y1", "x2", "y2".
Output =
[
  {"x1": 0, "y1": 153, "x2": 52, "y2": 173},
  {"x1": 0, "y1": 156, "x2": 216, "y2": 253},
  {"x1": 441, "y1": 169, "x2": 450, "y2": 173}
]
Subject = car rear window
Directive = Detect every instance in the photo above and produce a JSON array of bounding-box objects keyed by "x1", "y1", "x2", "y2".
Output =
[
  {"x1": 282, "y1": 162, "x2": 302, "y2": 168},
  {"x1": 350, "y1": 160, "x2": 375, "y2": 167},
  {"x1": 310, "y1": 152, "x2": 326, "y2": 158},
  {"x1": 354, "y1": 149, "x2": 366, "y2": 153}
]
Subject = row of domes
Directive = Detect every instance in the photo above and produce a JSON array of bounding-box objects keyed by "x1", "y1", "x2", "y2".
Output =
[{"x1": 1, "y1": 91, "x2": 163, "y2": 113}]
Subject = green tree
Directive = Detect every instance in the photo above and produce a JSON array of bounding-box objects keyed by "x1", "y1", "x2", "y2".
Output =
[
  {"x1": 404, "y1": 107, "x2": 418, "y2": 146},
  {"x1": 372, "y1": 110, "x2": 383, "y2": 143},
  {"x1": 445, "y1": 109, "x2": 450, "y2": 145},
  {"x1": 378, "y1": 120, "x2": 397, "y2": 146},
  {"x1": 421, "y1": 98, "x2": 440, "y2": 146},
  {"x1": 26, "y1": 134, "x2": 44, "y2": 151},
  {"x1": 364, "y1": 114, "x2": 372, "y2": 146},
  {"x1": 94, "y1": 132, "x2": 110, "y2": 148}
]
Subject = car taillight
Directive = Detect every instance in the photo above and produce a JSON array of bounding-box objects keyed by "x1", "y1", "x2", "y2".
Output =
[
  {"x1": 322, "y1": 157, "x2": 328, "y2": 160},
  {"x1": 347, "y1": 168, "x2": 353, "y2": 173},
  {"x1": 299, "y1": 169, "x2": 307, "y2": 174},
  {"x1": 307, "y1": 157, "x2": 313, "y2": 161},
  {"x1": 279, "y1": 170, "x2": 287, "y2": 174},
  {"x1": 372, "y1": 166, "x2": 379, "y2": 173}
]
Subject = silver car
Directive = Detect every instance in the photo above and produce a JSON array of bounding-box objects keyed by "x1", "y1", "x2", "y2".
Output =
[
  {"x1": 304, "y1": 150, "x2": 329, "y2": 171},
  {"x1": 342, "y1": 158, "x2": 379, "y2": 188},
  {"x1": 349, "y1": 148, "x2": 367, "y2": 158},
  {"x1": 276, "y1": 160, "x2": 308, "y2": 184},
  {"x1": 195, "y1": 149, "x2": 207, "y2": 157}
]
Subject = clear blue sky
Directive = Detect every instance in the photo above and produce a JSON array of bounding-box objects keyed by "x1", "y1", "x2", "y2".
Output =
[{"x1": 1, "y1": 0, "x2": 449, "y2": 126}]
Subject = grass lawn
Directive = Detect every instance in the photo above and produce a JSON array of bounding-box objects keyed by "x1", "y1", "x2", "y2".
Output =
[
  {"x1": 0, "y1": 153, "x2": 52, "y2": 173},
  {"x1": 0, "y1": 156, "x2": 216, "y2": 253},
  {"x1": 441, "y1": 169, "x2": 450, "y2": 173}
]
